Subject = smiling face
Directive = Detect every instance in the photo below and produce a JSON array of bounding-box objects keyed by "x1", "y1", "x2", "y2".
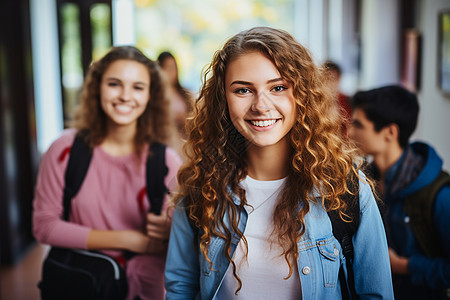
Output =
[
  {"x1": 225, "y1": 51, "x2": 296, "y2": 150},
  {"x1": 100, "y1": 59, "x2": 151, "y2": 130}
]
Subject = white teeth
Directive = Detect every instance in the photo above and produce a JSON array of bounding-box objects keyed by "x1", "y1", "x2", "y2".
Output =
[
  {"x1": 115, "y1": 104, "x2": 132, "y2": 113},
  {"x1": 250, "y1": 119, "x2": 277, "y2": 127}
]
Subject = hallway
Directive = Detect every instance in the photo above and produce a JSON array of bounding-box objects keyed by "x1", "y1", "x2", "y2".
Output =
[{"x1": 0, "y1": 244, "x2": 48, "y2": 300}]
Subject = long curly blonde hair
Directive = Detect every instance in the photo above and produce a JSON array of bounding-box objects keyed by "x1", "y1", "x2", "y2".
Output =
[
  {"x1": 177, "y1": 27, "x2": 361, "y2": 292},
  {"x1": 72, "y1": 46, "x2": 172, "y2": 155}
]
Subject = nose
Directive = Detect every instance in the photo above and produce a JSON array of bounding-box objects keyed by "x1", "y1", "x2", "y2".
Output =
[
  {"x1": 119, "y1": 86, "x2": 132, "y2": 102},
  {"x1": 251, "y1": 91, "x2": 272, "y2": 113}
]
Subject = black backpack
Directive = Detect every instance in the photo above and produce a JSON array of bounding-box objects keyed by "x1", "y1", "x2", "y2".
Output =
[
  {"x1": 39, "y1": 133, "x2": 168, "y2": 300},
  {"x1": 327, "y1": 175, "x2": 360, "y2": 300}
]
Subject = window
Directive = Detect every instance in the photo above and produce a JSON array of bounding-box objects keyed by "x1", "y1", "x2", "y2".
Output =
[
  {"x1": 133, "y1": 0, "x2": 295, "y2": 93},
  {"x1": 57, "y1": 0, "x2": 112, "y2": 124}
]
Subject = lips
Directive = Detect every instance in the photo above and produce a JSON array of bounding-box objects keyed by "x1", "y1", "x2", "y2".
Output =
[{"x1": 249, "y1": 119, "x2": 278, "y2": 127}]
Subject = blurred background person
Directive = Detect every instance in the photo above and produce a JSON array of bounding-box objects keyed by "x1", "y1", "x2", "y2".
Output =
[
  {"x1": 157, "y1": 51, "x2": 194, "y2": 160},
  {"x1": 348, "y1": 85, "x2": 450, "y2": 300},
  {"x1": 33, "y1": 46, "x2": 182, "y2": 300},
  {"x1": 322, "y1": 60, "x2": 352, "y2": 136}
]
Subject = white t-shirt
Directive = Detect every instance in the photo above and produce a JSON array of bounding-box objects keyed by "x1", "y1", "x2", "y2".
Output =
[{"x1": 216, "y1": 176, "x2": 302, "y2": 299}]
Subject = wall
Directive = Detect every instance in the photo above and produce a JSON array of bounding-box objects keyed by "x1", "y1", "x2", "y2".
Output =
[
  {"x1": 0, "y1": 0, "x2": 39, "y2": 265},
  {"x1": 359, "y1": 0, "x2": 401, "y2": 89},
  {"x1": 413, "y1": 0, "x2": 450, "y2": 171}
]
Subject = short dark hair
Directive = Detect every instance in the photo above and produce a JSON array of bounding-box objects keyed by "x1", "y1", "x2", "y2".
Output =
[
  {"x1": 157, "y1": 51, "x2": 175, "y2": 65},
  {"x1": 352, "y1": 85, "x2": 419, "y2": 148},
  {"x1": 323, "y1": 60, "x2": 342, "y2": 77}
]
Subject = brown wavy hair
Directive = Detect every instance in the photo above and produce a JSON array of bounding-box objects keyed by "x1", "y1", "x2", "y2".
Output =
[
  {"x1": 72, "y1": 46, "x2": 172, "y2": 154},
  {"x1": 157, "y1": 51, "x2": 194, "y2": 113},
  {"x1": 157, "y1": 51, "x2": 194, "y2": 137},
  {"x1": 177, "y1": 27, "x2": 362, "y2": 292}
]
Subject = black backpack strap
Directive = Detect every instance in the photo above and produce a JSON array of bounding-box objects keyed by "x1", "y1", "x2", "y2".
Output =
[
  {"x1": 146, "y1": 142, "x2": 168, "y2": 215},
  {"x1": 63, "y1": 133, "x2": 93, "y2": 221},
  {"x1": 327, "y1": 174, "x2": 360, "y2": 300}
]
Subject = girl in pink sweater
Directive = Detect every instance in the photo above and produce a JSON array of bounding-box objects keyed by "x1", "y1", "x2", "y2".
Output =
[{"x1": 33, "y1": 46, "x2": 182, "y2": 300}]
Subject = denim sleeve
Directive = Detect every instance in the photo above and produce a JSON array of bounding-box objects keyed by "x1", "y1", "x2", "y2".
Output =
[
  {"x1": 408, "y1": 186, "x2": 450, "y2": 289},
  {"x1": 353, "y1": 176, "x2": 395, "y2": 299},
  {"x1": 165, "y1": 204, "x2": 200, "y2": 299}
]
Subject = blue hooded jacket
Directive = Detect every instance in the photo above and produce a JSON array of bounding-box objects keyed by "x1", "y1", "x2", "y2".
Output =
[{"x1": 382, "y1": 141, "x2": 450, "y2": 298}]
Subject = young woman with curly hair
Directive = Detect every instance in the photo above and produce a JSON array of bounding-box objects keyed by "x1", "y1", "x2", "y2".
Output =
[
  {"x1": 33, "y1": 46, "x2": 182, "y2": 300},
  {"x1": 164, "y1": 27, "x2": 394, "y2": 299}
]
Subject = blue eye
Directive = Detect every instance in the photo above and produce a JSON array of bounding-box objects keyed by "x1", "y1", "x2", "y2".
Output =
[{"x1": 107, "y1": 82, "x2": 119, "y2": 87}]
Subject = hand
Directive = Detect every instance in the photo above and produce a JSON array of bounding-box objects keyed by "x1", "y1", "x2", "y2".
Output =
[
  {"x1": 123, "y1": 231, "x2": 167, "y2": 255},
  {"x1": 144, "y1": 212, "x2": 172, "y2": 255},
  {"x1": 389, "y1": 247, "x2": 409, "y2": 274},
  {"x1": 121, "y1": 230, "x2": 152, "y2": 253},
  {"x1": 124, "y1": 230, "x2": 168, "y2": 255},
  {"x1": 146, "y1": 212, "x2": 171, "y2": 240}
]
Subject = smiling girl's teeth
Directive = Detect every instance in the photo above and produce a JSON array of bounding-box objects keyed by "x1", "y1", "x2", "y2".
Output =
[
  {"x1": 115, "y1": 105, "x2": 132, "y2": 113},
  {"x1": 251, "y1": 119, "x2": 277, "y2": 127}
]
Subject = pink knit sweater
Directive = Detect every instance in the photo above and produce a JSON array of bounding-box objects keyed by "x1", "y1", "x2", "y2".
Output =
[{"x1": 33, "y1": 129, "x2": 182, "y2": 255}]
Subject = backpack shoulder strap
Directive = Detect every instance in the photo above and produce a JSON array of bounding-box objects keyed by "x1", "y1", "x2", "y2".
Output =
[
  {"x1": 63, "y1": 133, "x2": 93, "y2": 221},
  {"x1": 146, "y1": 142, "x2": 169, "y2": 215},
  {"x1": 328, "y1": 176, "x2": 360, "y2": 242},
  {"x1": 327, "y1": 173, "x2": 360, "y2": 300},
  {"x1": 403, "y1": 170, "x2": 450, "y2": 257}
]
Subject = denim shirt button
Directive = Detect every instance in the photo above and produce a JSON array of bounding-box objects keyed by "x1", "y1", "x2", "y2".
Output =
[
  {"x1": 334, "y1": 248, "x2": 339, "y2": 256},
  {"x1": 302, "y1": 266, "x2": 311, "y2": 275},
  {"x1": 404, "y1": 216, "x2": 410, "y2": 223}
]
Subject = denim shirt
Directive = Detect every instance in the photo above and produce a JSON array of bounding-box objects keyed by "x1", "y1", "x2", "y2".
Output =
[{"x1": 165, "y1": 176, "x2": 394, "y2": 299}]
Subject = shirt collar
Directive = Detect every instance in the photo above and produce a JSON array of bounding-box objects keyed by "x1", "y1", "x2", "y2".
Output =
[{"x1": 384, "y1": 149, "x2": 406, "y2": 194}]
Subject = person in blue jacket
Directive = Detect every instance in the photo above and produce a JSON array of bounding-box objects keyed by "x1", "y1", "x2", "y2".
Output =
[
  {"x1": 165, "y1": 27, "x2": 394, "y2": 299},
  {"x1": 349, "y1": 85, "x2": 450, "y2": 299}
]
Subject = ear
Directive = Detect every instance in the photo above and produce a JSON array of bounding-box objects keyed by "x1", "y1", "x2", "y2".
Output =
[{"x1": 384, "y1": 123, "x2": 399, "y2": 143}]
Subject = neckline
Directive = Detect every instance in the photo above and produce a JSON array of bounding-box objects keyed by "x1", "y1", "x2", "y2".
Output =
[
  {"x1": 96, "y1": 144, "x2": 147, "y2": 164},
  {"x1": 243, "y1": 175, "x2": 287, "y2": 189}
]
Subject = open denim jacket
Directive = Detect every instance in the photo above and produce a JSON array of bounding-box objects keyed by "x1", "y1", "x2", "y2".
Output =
[{"x1": 165, "y1": 175, "x2": 394, "y2": 299}]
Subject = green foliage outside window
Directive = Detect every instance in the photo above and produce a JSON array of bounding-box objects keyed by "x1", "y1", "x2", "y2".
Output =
[{"x1": 134, "y1": 0, "x2": 294, "y2": 93}]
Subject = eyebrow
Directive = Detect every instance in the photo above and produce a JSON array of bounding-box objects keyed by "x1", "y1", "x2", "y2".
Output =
[{"x1": 229, "y1": 77, "x2": 284, "y2": 87}]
